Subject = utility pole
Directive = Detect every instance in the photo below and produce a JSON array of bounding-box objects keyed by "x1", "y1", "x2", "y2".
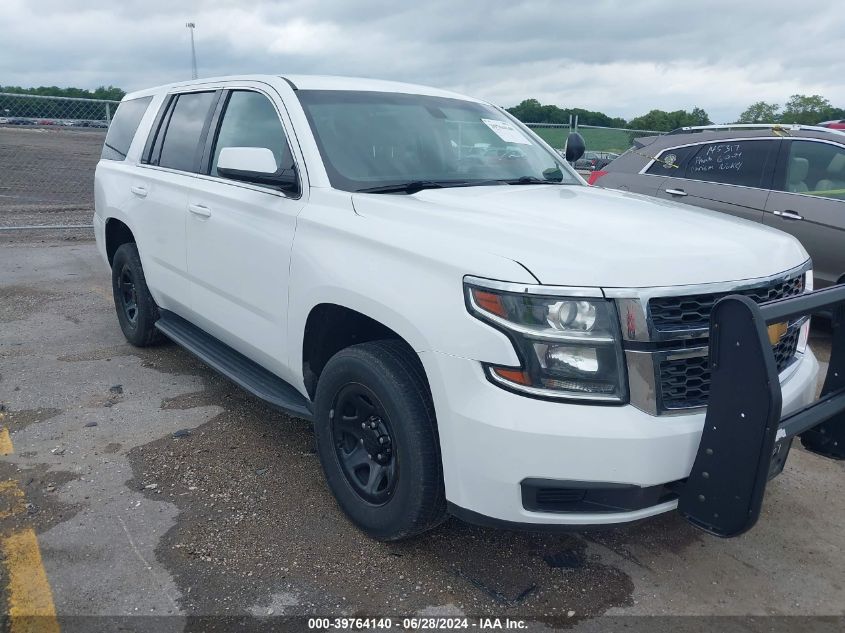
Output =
[{"x1": 186, "y1": 22, "x2": 198, "y2": 79}]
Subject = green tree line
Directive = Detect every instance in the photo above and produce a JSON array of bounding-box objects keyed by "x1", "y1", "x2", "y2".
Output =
[
  {"x1": 508, "y1": 94, "x2": 844, "y2": 131},
  {"x1": 0, "y1": 85, "x2": 126, "y2": 121},
  {"x1": 737, "y1": 95, "x2": 845, "y2": 125},
  {"x1": 0, "y1": 85, "x2": 125, "y2": 101},
  {"x1": 507, "y1": 98, "x2": 712, "y2": 131}
]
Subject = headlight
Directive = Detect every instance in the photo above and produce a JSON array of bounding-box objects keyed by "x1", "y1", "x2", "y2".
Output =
[{"x1": 465, "y1": 281, "x2": 627, "y2": 402}]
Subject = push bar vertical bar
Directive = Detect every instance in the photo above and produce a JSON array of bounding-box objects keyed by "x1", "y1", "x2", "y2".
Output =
[
  {"x1": 799, "y1": 297, "x2": 845, "y2": 459},
  {"x1": 677, "y1": 295, "x2": 782, "y2": 537}
]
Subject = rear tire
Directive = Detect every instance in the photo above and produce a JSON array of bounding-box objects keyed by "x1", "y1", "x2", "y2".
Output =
[
  {"x1": 111, "y1": 243, "x2": 164, "y2": 347},
  {"x1": 314, "y1": 340, "x2": 446, "y2": 541}
]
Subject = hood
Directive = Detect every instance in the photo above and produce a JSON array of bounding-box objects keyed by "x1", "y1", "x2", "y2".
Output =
[{"x1": 351, "y1": 184, "x2": 809, "y2": 288}]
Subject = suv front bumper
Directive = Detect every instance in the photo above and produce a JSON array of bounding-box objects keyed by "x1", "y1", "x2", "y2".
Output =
[{"x1": 422, "y1": 344, "x2": 819, "y2": 529}]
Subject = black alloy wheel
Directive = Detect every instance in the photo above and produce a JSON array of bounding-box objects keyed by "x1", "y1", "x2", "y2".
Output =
[
  {"x1": 118, "y1": 264, "x2": 139, "y2": 326},
  {"x1": 110, "y1": 242, "x2": 163, "y2": 347},
  {"x1": 330, "y1": 383, "x2": 398, "y2": 505},
  {"x1": 313, "y1": 340, "x2": 446, "y2": 540}
]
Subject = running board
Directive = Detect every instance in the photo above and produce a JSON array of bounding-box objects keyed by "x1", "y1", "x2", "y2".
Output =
[{"x1": 155, "y1": 310, "x2": 313, "y2": 420}]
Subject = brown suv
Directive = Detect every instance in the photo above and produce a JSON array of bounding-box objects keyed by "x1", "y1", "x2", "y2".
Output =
[{"x1": 595, "y1": 124, "x2": 845, "y2": 288}]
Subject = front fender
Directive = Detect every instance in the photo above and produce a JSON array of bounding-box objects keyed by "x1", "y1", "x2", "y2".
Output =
[{"x1": 286, "y1": 199, "x2": 533, "y2": 392}]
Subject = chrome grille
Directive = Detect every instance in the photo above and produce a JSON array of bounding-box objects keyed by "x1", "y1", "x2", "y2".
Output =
[
  {"x1": 658, "y1": 323, "x2": 802, "y2": 410},
  {"x1": 649, "y1": 275, "x2": 804, "y2": 333},
  {"x1": 612, "y1": 263, "x2": 811, "y2": 416}
]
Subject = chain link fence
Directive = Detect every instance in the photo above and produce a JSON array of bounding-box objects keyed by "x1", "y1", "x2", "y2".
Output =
[
  {"x1": 0, "y1": 92, "x2": 118, "y2": 228},
  {"x1": 0, "y1": 93, "x2": 667, "y2": 228}
]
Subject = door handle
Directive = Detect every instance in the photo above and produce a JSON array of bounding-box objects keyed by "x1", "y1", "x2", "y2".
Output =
[
  {"x1": 188, "y1": 203, "x2": 212, "y2": 218},
  {"x1": 130, "y1": 185, "x2": 148, "y2": 197},
  {"x1": 665, "y1": 188, "x2": 687, "y2": 197},
  {"x1": 774, "y1": 210, "x2": 803, "y2": 221},
  {"x1": 188, "y1": 203, "x2": 211, "y2": 218}
]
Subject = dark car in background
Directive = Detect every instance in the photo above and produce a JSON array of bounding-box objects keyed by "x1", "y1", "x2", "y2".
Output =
[
  {"x1": 594, "y1": 124, "x2": 845, "y2": 288},
  {"x1": 574, "y1": 150, "x2": 619, "y2": 171}
]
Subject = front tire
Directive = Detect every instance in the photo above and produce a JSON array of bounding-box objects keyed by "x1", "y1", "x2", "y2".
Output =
[
  {"x1": 111, "y1": 243, "x2": 163, "y2": 347},
  {"x1": 314, "y1": 340, "x2": 446, "y2": 541}
]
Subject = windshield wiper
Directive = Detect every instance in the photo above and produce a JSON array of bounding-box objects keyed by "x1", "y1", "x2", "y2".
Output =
[
  {"x1": 496, "y1": 176, "x2": 563, "y2": 185},
  {"x1": 357, "y1": 180, "x2": 458, "y2": 194},
  {"x1": 356, "y1": 176, "x2": 565, "y2": 194}
]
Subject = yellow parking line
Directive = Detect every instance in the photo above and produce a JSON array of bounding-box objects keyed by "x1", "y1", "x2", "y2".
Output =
[
  {"x1": 0, "y1": 427, "x2": 13, "y2": 456},
  {"x1": 2, "y1": 529, "x2": 60, "y2": 633},
  {"x1": 0, "y1": 414, "x2": 61, "y2": 632},
  {"x1": 0, "y1": 481, "x2": 25, "y2": 520}
]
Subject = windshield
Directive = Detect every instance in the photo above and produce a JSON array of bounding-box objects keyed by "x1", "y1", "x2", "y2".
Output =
[{"x1": 297, "y1": 90, "x2": 581, "y2": 192}]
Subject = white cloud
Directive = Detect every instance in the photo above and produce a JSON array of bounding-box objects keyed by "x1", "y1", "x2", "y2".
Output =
[{"x1": 1, "y1": 0, "x2": 843, "y2": 122}]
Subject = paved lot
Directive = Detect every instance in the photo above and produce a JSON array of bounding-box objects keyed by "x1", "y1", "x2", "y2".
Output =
[{"x1": 1, "y1": 232, "x2": 844, "y2": 631}]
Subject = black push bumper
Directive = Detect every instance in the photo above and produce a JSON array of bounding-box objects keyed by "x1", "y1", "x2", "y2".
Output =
[{"x1": 677, "y1": 283, "x2": 845, "y2": 537}]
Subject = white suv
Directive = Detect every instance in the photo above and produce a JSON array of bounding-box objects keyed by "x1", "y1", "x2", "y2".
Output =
[{"x1": 94, "y1": 75, "x2": 832, "y2": 541}]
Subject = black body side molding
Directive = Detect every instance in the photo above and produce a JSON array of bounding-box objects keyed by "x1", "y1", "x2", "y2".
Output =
[{"x1": 155, "y1": 310, "x2": 313, "y2": 420}]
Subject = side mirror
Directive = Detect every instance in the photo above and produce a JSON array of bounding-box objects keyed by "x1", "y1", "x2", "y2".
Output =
[
  {"x1": 565, "y1": 132, "x2": 586, "y2": 163},
  {"x1": 216, "y1": 147, "x2": 299, "y2": 194}
]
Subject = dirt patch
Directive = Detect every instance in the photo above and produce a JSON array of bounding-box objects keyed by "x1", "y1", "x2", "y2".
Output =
[
  {"x1": 0, "y1": 285, "x2": 61, "y2": 322},
  {"x1": 0, "y1": 461, "x2": 81, "y2": 535},
  {"x1": 160, "y1": 391, "x2": 219, "y2": 411},
  {"x1": 580, "y1": 512, "x2": 703, "y2": 571},
  {"x1": 102, "y1": 442, "x2": 122, "y2": 454},
  {"x1": 127, "y1": 391, "x2": 639, "y2": 623},
  {"x1": 0, "y1": 231, "x2": 94, "y2": 249},
  {"x1": 0, "y1": 348, "x2": 28, "y2": 360},
  {"x1": 0, "y1": 407, "x2": 63, "y2": 432},
  {"x1": 58, "y1": 344, "x2": 140, "y2": 363},
  {"x1": 84, "y1": 384, "x2": 125, "y2": 409}
]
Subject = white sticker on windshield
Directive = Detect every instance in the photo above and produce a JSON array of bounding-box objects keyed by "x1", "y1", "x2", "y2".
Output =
[{"x1": 481, "y1": 118, "x2": 531, "y2": 145}]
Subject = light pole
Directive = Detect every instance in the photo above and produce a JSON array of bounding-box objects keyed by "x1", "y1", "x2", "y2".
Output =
[{"x1": 186, "y1": 22, "x2": 198, "y2": 79}]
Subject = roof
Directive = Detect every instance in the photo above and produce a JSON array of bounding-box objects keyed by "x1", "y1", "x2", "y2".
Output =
[
  {"x1": 667, "y1": 123, "x2": 845, "y2": 138},
  {"x1": 635, "y1": 124, "x2": 845, "y2": 152},
  {"x1": 123, "y1": 74, "x2": 483, "y2": 103},
  {"x1": 281, "y1": 75, "x2": 483, "y2": 101}
]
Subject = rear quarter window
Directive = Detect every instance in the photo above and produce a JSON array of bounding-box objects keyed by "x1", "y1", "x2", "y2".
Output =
[
  {"x1": 644, "y1": 145, "x2": 697, "y2": 175},
  {"x1": 101, "y1": 96, "x2": 153, "y2": 161}
]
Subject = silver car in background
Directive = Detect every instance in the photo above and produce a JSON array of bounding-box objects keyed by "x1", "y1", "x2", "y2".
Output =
[{"x1": 596, "y1": 124, "x2": 845, "y2": 288}]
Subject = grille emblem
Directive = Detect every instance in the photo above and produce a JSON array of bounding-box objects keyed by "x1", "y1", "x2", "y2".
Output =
[{"x1": 767, "y1": 321, "x2": 788, "y2": 345}]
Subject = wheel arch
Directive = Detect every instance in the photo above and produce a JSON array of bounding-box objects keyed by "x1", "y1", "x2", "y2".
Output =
[
  {"x1": 300, "y1": 302, "x2": 430, "y2": 401},
  {"x1": 104, "y1": 217, "x2": 136, "y2": 266}
]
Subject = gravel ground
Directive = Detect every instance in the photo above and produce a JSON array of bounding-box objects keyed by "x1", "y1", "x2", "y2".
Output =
[
  {"x1": 0, "y1": 126, "x2": 102, "y2": 228},
  {"x1": 1, "y1": 232, "x2": 843, "y2": 632}
]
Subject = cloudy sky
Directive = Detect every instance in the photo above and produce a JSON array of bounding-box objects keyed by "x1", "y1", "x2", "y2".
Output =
[{"x1": 2, "y1": 0, "x2": 843, "y2": 122}]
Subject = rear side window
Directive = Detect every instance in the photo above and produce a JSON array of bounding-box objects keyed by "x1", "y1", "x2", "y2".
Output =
[
  {"x1": 101, "y1": 96, "x2": 152, "y2": 161},
  {"x1": 157, "y1": 91, "x2": 216, "y2": 172},
  {"x1": 645, "y1": 145, "x2": 697, "y2": 175},
  {"x1": 684, "y1": 140, "x2": 777, "y2": 188}
]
